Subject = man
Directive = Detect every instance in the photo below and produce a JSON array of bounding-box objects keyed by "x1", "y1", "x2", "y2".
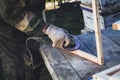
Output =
[{"x1": 0, "y1": 0, "x2": 70, "y2": 80}]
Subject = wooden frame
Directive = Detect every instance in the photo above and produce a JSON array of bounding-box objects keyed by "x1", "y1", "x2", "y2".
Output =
[
  {"x1": 66, "y1": 0, "x2": 104, "y2": 65},
  {"x1": 67, "y1": 49, "x2": 102, "y2": 65},
  {"x1": 93, "y1": 64, "x2": 120, "y2": 80}
]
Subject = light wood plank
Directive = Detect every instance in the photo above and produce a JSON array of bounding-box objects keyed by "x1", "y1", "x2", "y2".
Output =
[
  {"x1": 93, "y1": 64, "x2": 120, "y2": 80},
  {"x1": 112, "y1": 20, "x2": 120, "y2": 30},
  {"x1": 66, "y1": 49, "x2": 101, "y2": 65},
  {"x1": 92, "y1": 0, "x2": 104, "y2": 65}
]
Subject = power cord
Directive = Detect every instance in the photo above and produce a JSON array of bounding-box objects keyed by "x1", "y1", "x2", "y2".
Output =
[{"x1": 25, "y1": 37, "x2": 41, "y2": 70}]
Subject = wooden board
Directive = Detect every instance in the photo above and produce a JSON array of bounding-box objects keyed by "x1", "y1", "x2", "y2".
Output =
[
  {"x1": 112, "y1": 20, "x2": 120, "y2": 30},
  {"x1": 93, "y1": 64, "x2": 120, "y2": 80}
]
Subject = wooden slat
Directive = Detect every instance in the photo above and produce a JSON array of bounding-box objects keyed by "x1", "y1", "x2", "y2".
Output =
[
  {"x1": 39, "y1": 44, "x2": 81, "y2": 80},
  {"x1": 92, "y1": 0, "x2": 104, "y2": 65},
  {"x1": 112, "y1": 20, "x2": 120, "y2": 30},
  {"x1": 66, "y1": 49, "x2": 101, "y2": 65},
  {"x1": 93, "y1": 64, "x2": 120, "y2": 80}
]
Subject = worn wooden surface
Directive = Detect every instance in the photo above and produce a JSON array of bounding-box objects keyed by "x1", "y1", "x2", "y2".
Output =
[{"x1": 39, "y1": 27, "x2": 120, "y2": 80}]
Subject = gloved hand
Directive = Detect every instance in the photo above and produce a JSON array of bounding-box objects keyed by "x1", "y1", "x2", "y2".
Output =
[{"x1": 45, "y1": 24, "x2": 70, "y2": 48}]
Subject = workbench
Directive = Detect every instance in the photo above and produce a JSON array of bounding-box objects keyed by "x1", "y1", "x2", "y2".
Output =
[{"x1": 39, "y1": 27, "x2": 120, "y2": 80}]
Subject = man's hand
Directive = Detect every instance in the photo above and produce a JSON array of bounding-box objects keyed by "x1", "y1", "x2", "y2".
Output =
[{"x1": 45, "y1": 24, "x2": 70, "y2": 48}]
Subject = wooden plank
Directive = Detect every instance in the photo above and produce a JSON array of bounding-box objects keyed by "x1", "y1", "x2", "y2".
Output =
[
  {"x1": 112, "y1": 20, "x2": 120, "y2": 30},
  {"x1": 92, "y1": 0, "x2": 104, "y2": 65},
  {"x1": 39, "y1": 44, "x2": 81, "y2": 80},
  {"x1": 66, "y1": 49, "x2": 101, "y2": 65},
  {"x1": 109, "y1": 70, "x2": 120, "y2": 80},
  {"x1": 93, "y1": 64, "x2": 120, "y2": 80}
]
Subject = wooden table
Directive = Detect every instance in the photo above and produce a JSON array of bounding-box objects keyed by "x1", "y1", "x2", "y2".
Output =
[{"x1": 39, "y1": 27, "x2": 120, "y2": 80}]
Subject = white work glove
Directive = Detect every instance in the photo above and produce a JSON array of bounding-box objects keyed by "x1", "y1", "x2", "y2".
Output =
[{"x1": 45, "y1": 24, "x2": 70, "y2": 48}]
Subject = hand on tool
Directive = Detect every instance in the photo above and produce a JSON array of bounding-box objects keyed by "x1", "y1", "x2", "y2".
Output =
[{"x1": 45, "y1": 24, "x2": 70, "y2": 47}]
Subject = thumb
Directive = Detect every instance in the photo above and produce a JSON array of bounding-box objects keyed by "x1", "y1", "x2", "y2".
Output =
[{"x1": 64, "y1": 35, "x2": 70, "y2": 47}]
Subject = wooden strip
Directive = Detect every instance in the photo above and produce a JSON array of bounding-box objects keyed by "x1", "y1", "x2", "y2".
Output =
[
  {"x1": 39, "y1": 44, "x2": 81, "y2": 80},
  {"x1": 112, "y1": 20, "x2": 120, "y2": 30},
  {"x1": 93, "y1": 64, "x2": 120, "y2": 80},
  {"x1": 92, "y1": 0, "x2": 104, "y2": 65},
  {"x1": 64, "y1": 49, "x2": 102, "y2": 65}
]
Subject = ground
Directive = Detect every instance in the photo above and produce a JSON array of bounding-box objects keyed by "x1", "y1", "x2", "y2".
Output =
[{"x1": 40, "y1": 1, "x2": 85, "y2": 80}]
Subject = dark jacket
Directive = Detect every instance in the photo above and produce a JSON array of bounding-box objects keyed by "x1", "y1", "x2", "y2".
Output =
[{"x1": 0, "y1": 0, "x2": 46, "y2": 80}]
